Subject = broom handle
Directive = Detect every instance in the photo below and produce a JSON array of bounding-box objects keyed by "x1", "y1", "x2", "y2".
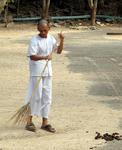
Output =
[{"x1": 28, "y1": 60, "x2": 49, "y2": 104}]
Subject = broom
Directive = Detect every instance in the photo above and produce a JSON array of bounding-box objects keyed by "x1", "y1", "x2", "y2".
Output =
[{"x1": 10, "y1": 60, "x2": 49, "y2": 125}]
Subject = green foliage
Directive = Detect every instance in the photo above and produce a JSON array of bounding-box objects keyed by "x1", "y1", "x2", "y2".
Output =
[
  {"x1": 0, "y1": 0, "x2": 14, "y2": 13},
  {"x1": 0, "y1": 0, "x2": 7, "y2": 12}
]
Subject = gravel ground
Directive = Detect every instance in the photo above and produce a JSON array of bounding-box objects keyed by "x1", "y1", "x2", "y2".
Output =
[{"x1": 0, "y1": 24, "x2": 122, "y2": 150}]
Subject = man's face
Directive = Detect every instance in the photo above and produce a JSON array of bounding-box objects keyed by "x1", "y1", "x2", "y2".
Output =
[{"x1": 37, "y1": 24, "x2": 49, "y2": 38}]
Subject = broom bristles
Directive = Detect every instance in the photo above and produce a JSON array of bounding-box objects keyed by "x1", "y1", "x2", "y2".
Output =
[
  {"x1": 9, "y1": 61, "x2": 49, "y2": 125},
  {"x1": 9, "y1": 103, "x2": 30, "y2": 125}
]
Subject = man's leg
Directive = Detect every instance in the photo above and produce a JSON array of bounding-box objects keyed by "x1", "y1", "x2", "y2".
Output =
[
  {"x1": 41, "y1": 76, "x2": 56, "y2": 132},
  {"x1": 25, "y1": 76, "x2": 43, "y2": 132},
  {"x1": 42, "y1": 117, "x2": 48, "y2": 127},
  {"x1": 27, "y1": 115, "x2": 32, "y2": 125},
  {"x1": 25, "y1": 115, "x2": 36, "y2": 132},
  {"x1": 41, "y1": 76, "x2": 52, "y2": 123}
]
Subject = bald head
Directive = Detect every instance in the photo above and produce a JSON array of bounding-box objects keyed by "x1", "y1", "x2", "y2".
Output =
[{"x1": 38, "y1": 19, "x2": 49, "y2": 26}]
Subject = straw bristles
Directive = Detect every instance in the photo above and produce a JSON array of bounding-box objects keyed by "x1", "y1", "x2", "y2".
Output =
[
  {"x1": 9, "y1": 60, "x2": 49, "y2": 125},
  {"x1": 10, "y1": 103, "x2": 30, "y2": 125}
]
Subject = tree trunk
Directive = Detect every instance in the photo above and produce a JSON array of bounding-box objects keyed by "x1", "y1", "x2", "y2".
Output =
[
  {"x1": 45, "y1": 0, "x2": 50, "y2": 19},
  {"x1": 91, "y1": 0, "x2": 98, "y2": 26},
  {"x1": 42, "y1": 0, "x2": 46, "y2": 19},
  {"x1": 42, "y1": 0, "x2": 50, "y2": 19},
  {"x1": 17, "y1": 0, "x2": 20, "y2": 17},
  {"x1": 4, "y1": 4, "x2": 8, "y2": 27}
]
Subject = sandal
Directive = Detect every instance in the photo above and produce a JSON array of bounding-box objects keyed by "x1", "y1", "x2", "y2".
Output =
[
  {"x1": 41, "y1": 124, "x2": 56, "y2": 133},
  {"x1": 25, "y1": 122, "x2": 36, "y2": 132}
]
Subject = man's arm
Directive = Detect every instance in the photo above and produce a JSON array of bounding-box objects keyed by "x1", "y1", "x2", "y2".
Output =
[
  {"x1": 57, "y1": 32, "x2": 64, "y2": 54},
  {"x1": 30, "y1": 53, "x2": 52, "y2": 61}
]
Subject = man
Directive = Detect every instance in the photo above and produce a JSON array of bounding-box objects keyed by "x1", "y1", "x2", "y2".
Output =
[{"x1": 25, "y1": 19, "x2": 64, "y2": 132}]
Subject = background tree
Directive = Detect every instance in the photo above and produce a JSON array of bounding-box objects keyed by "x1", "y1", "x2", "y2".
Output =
[
  {"x1": 0, "y1": 0, "x2": 14, "y2": 27},
  {"x1": 16, "y1": 0, "x2": 20, "y2": 17},
  {"x1": 42, "y1": 0, "x2": 50, "y2": 19},
  {"x1": 88, "y1": 0, "x2": 98, "y2": 26},
  {"x1": 0, "y1": 0, "x2": 8, "y2": 13}
]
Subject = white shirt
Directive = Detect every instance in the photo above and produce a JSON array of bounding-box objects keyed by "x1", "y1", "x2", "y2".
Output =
[{"x1": 28, "y1": 34, "x2": 57, "y2": 76}]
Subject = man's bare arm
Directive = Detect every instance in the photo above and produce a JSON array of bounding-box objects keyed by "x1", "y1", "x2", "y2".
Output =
[
  {"x1": 57, "y1": 32, "x2": 64, "y2": 54},
  {"x1": 30, "y1": 53, "x2": 52, "y2": 61}
]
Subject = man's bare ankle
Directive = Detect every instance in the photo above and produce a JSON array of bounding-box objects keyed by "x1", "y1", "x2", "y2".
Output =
[{"x1": 42, "y1": 118, "x2": 48, "y2": 126}]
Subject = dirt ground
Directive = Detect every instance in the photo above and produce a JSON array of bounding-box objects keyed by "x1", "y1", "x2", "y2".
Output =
[{"x1": 0, "y1": 23, "x2": 122, "y2": 150}]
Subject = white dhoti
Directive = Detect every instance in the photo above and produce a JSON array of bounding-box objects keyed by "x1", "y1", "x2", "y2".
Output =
[{"x1": 25, "y1": 76, "x2": 52, "y2": 118}]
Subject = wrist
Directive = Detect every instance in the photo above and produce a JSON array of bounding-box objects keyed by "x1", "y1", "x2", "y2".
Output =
[
  {"x1": 41, "y1": 56, "x2": 47, "y2": 60},
  {"x1": 44, "y1": 56, "x2": 48, "y2": 60}
]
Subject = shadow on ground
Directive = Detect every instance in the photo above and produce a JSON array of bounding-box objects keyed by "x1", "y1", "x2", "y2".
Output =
[
  {"x1": 95, "y1": 140, "x2": 122, "y2": 150},
  {"x1": 100, "y1": 99, "x2": 122, "y2": 110},
  {"x1": 65, "y1": 30, "x2": 122, "y2": 102}
]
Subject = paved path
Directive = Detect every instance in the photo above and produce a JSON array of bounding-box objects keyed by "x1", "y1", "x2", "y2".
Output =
[{"x1": 0, "y1": 26, "x2": 122, "y2": 150}]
